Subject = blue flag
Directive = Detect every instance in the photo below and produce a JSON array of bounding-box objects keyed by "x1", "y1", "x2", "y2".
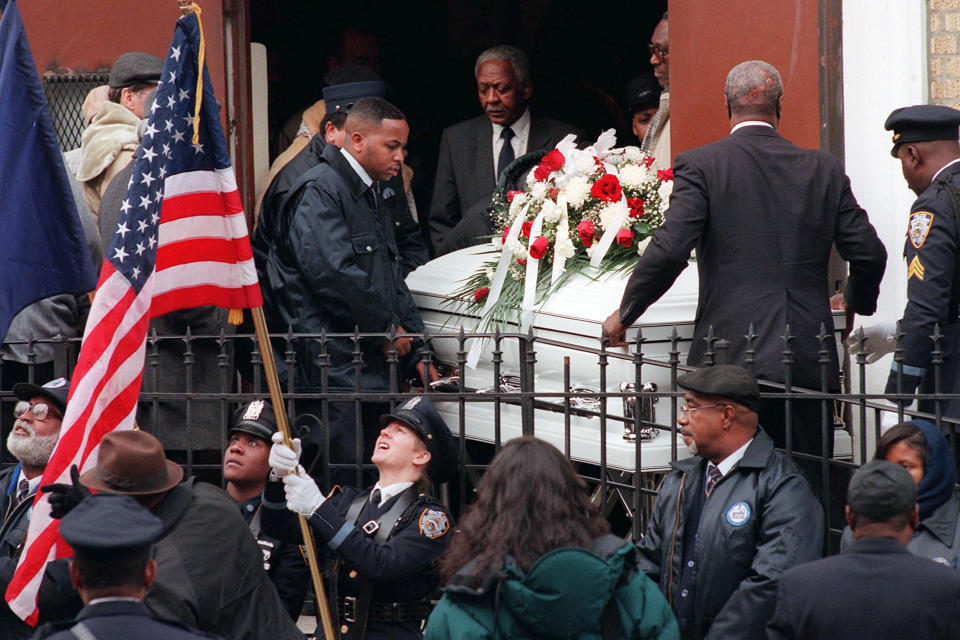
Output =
[{"x1": 0, "y1": 0, "x2": 97, "y2": 342}]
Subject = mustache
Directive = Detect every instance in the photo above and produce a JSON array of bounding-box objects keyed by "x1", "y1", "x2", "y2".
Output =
[{"x1": 13, "y1": 419, "x2": 36, "y2": 436}]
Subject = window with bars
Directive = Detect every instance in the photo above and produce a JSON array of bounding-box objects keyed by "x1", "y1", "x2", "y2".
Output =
[{"x1": 41, "y1": 72, "x2": 110, "y2": 152}]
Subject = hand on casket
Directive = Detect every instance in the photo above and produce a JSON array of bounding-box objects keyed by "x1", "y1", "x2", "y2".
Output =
[{"x1": 602, "y1": 309, "x2": 629, "y2": 347}]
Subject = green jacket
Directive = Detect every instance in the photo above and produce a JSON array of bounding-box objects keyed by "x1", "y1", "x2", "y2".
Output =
[{"x1": 424, "y1": 535, "x2": 678, "y2": 640}]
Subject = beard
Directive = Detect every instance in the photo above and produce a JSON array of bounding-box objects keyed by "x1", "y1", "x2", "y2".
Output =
[
  {"x1": 6, "y1": 421, "x2": 59, "y2": 467},
  {"x1": 684, "y1": 437, "x2": 699, "y2": 457}
]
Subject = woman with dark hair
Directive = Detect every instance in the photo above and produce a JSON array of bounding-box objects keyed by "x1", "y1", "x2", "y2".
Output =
[
  {"x1": 423, "y1": 437, "x2": 678, "y2": 640},
  {"x1": 841, "y1": 420, "x2": 960, "y2": 566}
]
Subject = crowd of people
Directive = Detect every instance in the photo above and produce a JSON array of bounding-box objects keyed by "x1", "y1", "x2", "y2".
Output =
[{"x1": 6, "y1": 7, "x2": 960, "y2": 640}]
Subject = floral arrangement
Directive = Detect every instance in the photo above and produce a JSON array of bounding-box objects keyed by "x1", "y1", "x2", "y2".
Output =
[{"x1": 450, "y1": 130, "x2": 674, "y2": 331}]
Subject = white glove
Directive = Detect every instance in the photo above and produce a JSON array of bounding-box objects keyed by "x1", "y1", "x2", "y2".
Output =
[
  {"x1": 845, "y1": 321, "x2": 898, "y2": 364},
  {"x1": 269, "y1": 432, "x2": 302, "y2": 477},
  {"x1": 283, "y1": 469, "x2": 324, "y2": 516}
]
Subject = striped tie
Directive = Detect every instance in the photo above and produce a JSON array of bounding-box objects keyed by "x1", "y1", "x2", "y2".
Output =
[{"x1": 705, "y1": 464, "x2": 722, "y2": 497}]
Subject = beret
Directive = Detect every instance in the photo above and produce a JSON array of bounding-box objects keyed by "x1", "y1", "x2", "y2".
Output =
[
  {"x1": 109, "y1": 52, "x2": 164, "y2": 89},
  {"x1": 677, "y1": 365, "x2": 760, "y2": 412}
]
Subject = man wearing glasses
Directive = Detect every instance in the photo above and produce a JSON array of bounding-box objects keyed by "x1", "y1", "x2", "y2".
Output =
[
  {"x1": 642, "y1": 11, "x2": 671, "y2": 170},
  {"x1": 1, "y1": 378, "x2": 80, "y2": 638},
  {"x1": 636, "y1": 365, "x2": 823, "y2": 640}
]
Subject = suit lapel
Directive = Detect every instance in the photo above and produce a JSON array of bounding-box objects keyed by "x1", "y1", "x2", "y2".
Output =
[
  {"x1": 528, "y1": 116, "x2": 552, "y2": 152},
  {"x1": 472, "y1": 117, "x2": 495, "y2": 185}
]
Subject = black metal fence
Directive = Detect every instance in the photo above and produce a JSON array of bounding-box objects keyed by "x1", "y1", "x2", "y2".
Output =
[
  {"x1": 2, "y1": 324, "x2": 957, "y2": 548},
  {"x1": 41, "y1": 73, "x2": 110, "y2": 151}
]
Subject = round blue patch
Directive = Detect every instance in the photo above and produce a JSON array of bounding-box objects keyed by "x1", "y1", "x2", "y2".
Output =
[{"x1": 726, "y1": 501, "x2": 751, "y2": 527}]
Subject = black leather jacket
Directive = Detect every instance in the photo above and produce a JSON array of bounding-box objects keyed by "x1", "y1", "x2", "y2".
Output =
[{"x1": 637, "y1": 429, "x2": 824, "y2": 640}]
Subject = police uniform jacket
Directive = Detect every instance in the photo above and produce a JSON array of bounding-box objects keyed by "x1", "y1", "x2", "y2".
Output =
[
  {"x1": 885, "y1": 161, "x2": 960, "y2": 414},
  {"x1": 0, "y1": 465, "x2": 80, "y2": 640},
  {"x1": 143, "y1": 479, "x2": 302, "y2": 640},
  {"x1": 263, "y1": 481, "x2": 452, "y2": 640},
  {"x1": 636, "y1": 429, "x2": 824, "y2": 640},
  {"x1": 258, "y1": 143, "x2": 426, "y2": 393},
  {"x1": 34, "y1": 600, "x2": 222, "y2": 640},
  {"x1": 254, "y1": 134, "x2": 428, "y2": 279},
  {"x1": 766, "y1": 537, "x2": 960, "y2": 640},
  {"x1": 237, "y1": 496, "x2": 309, "y2": 620},
  {"x1": 619, "y1": 125, "x2": 887, "y2": 390}
]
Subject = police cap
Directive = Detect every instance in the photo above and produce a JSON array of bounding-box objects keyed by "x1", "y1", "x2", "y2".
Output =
[
  {"x1": 847, "y1": 459, "x2": 917, "y2": 522},
  {"x1": 231, "y1": 400, "x2": 277, "y2": 443},
  {"x1": 109, "y1": 52, "x2": 164, "y2": 89},
  {"x1": 625, "y1": 74, "x2": 661, "y2": 113},
  {"x1": 677, "y1": 365, "x2": 760, "y2": 412},
  {"x1": 884, "y1": 104, "x2": 960, "y2": 157},
  {"x1": 379, "y1": 396, "x2": 460, "y2": 484},
  {"x1": 322, "y1": 66, "x2": 386, "y2": 113},
  {"x1": 13, "y1": 377, "x2": 70, "y2": 414},
  {"x1": 60, "y1": 492, "x2": 163, "y2": 552}
]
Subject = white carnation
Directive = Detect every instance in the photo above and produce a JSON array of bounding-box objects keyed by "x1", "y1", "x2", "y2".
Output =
[
  {"x1": 623, "y1": 146, "x2": 644, "y2": 163},
  {"x1": 541, "y1": 200, "x2": 562, "y2": 223},
  {"x1": 530, "y1": 180, "x2": 549, "y2": 200},
  {"x1": 508, "y1": 192, "x2": 527, "y2": 216},
  {"x1": 619, "y1": 164, "x2": 648, "y2": 189},
  {"x1": 555, "y1": 238, "x2": 576, "y2": 259},
  {"x1": 658, "y1": 179, "x2": 674, "y2": 202},
  {"x1": 507, "y1": 237, "x2": 526, "y2": 258},
  {"x1": 565, "y1": 176, "x2": 591, "y2": 208},
  {"x1": 598, "y1": 202, "x2": 622, "y2": 230},
  {"x1": 574, "y1": 153, "x2": 597, "y2": 175}
]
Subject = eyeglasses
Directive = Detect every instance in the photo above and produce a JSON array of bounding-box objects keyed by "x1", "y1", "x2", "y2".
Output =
[
  {"x1": 679, "y1": 403, "x2": 726, "y2": 416},
  {"x1": 648, "y1": 42, "x2": 669, "y2": 60},
  {"x1": 14, "y1": 401, "x2": 62, "y2": 422}
]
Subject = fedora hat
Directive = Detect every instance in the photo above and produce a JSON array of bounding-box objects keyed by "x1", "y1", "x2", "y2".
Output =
[{"x1": 80, "y1": 430, "x2": 183, "y2": 495}]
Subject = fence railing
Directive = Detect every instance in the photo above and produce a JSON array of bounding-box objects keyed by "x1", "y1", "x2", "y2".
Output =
[{"x1": 2, "y1": 324, "x2": 957, "y2": 547}]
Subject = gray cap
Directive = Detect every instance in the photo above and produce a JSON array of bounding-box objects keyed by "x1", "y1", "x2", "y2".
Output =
[
  {"x1": 677, "y1": 365, "x2": 760, "y2": 412},
  {"x1": 109, "y1": 52, "x2": 164, "y2": 89},
  {"x1": 848, "y1": 460, "x2": 917, "y2": 522}
]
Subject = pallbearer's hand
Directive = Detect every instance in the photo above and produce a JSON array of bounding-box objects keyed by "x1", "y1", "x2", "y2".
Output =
[{"x1": 269, "y1": 432, "x2": 302, "y2": 477}]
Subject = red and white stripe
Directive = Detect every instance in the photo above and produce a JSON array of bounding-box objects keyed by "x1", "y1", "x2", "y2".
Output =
[{"x1": 5, "y1": 168, "x2": 260, "y2": 624}]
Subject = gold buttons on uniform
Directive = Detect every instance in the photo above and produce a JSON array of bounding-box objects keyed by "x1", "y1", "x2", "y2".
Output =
[
  {"x1": 341, "y1": 625, "x2": 349, "y2": 634},
  {"x1": 348, "y1": 570, "x2": 357, "y2": 579}
]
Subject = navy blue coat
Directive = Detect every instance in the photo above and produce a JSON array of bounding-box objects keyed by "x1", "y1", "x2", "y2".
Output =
[
  {"x1": 767, "y1": 536, "x2": 960, "y2": 640},
  {"x1": 35, "y1": 600, "x2": 220, "y2": 639}
]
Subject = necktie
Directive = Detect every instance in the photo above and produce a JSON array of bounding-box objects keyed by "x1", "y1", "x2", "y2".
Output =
[
  {"x1": 497, "y1": 127, "x2": 515, "y2": 179},
  {"x1": 705, "y1": 464, "x2": 722, "y2": 497},
  {"x1": 16, "y1": 479, "x2": 30, "y2": 504},
  {"x1": 370, "y1": 488, "x2": 382, "y2": 507}
]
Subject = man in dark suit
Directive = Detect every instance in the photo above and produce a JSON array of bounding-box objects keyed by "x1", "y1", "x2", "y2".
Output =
[
  {"x1": 767, "y1": 460, "x2": 960, "y2": 640},
  {"x1": 602, "y1": 60, "x2": 887, "y2": 474},
  {"x1": 429, "y1": 45, "x2": 578, "y2": 256}
]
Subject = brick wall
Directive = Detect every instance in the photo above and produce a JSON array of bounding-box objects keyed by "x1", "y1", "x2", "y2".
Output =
[{"x1": 930, "y1": 0, "x2": 960, "y2": 108}]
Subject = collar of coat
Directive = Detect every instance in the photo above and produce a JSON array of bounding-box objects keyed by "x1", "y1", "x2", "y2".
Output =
[
  {"x1": 321, "y1": 142, "x2": 373, "y2": 203},
  {"x1": 670, "y1": 427, "x2": 775, "y2": 473},
  {"x1": 919, "y1": 489, "x2": 960, "y2": 547}
]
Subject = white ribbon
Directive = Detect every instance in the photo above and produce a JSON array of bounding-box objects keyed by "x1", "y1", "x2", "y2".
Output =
[
  {"x1": 466, "y1": 201, "x2": 531, "y2": 368},
  {"x1": 551, "y1": 193, "x2": 569, "y2": 285},
  {"x1": 520, "y1": 208, "x2": 546, "y2": 330},
  {"x1": 589, "y1": 196, "x2": 629, "y2": 267}
]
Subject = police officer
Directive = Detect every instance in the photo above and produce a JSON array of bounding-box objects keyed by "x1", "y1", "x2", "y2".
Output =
[
  {"x1": 224, "y1": 400, "x2": 309, "y2": 620},
  {"x1": 881, "y1": 105, "x2": 960, "y2": 419},
  {"x1": 263, "y1": 395, "x2": 459, "y2": 640},
  {"x1": 35, "y1": 492, "x2": 220, "y2": 639}
]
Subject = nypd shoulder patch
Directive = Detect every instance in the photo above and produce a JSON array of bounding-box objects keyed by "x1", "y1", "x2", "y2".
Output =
[
  {"x1": 418, "y1": 508, "x2": 450, "y2": 539},
  {"x1": 909, "y1": 211, "x2": 934, "y2": 249}
]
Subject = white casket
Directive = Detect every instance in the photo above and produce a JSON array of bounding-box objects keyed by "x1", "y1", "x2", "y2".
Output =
[{"x1": 406, "y1": 245, "x2": 851, "y2": 472}]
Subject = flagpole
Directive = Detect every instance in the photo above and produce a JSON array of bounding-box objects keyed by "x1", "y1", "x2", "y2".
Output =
[{"x1": 251, "y1": 306, "x2": 337, "y2": 640}]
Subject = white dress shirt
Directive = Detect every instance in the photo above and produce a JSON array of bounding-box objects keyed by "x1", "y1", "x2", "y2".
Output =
[
  {"x1": 492, "y1": 108, "x2": 531, "y2": 178},
  {"x1": 370, "y1": 481, "x2": 415, "y2": 507},
  {"x1": 705, "y1": 437, "x2": 754, "y2": 493},
  {"x1": 730, "y1": 120, "x2": 774, "y2": 134},
  {"x1": 340, "y1": 147, "x2": 373, "y2": 188}
]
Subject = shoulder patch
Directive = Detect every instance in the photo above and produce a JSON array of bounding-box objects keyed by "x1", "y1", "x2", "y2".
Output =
[
  {"x1": 418, "y1": 508, "x2": 450, "y2": 539},
  {"x1": 909, "y1": 211, "x2": 934, "y2": 249},
  {"x1": 908, "y1": 255, "x2": 925, "y2": 281}
]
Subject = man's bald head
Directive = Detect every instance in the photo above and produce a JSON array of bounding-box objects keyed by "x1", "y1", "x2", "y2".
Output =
[{"x1": 724, "y1": 60, "x2": 783, "y2": 121}]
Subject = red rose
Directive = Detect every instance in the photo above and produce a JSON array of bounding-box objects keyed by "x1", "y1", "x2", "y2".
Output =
[
  {"x1": 627, "y1": 197, "x2": 645, "y2": 219},
  {"x1": 577, "y1": 219, "x2": 596, "y2": 247},
  {"x1": 541, "y1": 149, "x2": 565, "y2": 172},
  {"x1": 590, "y1": 174, "x2": 623, "y2": 203},
  {"x1": 642, "y1": 156, "x2": 655, "y2": 168},
  {"x1": 474, "y1": 287, "x2": 490, "y2": 302},
  {"x1": 502, "y1": 226, "x2": 511, "y2": 243},
  {"x1": 529, "y1": 236, "x2": 549, "y2": 260},
  {"x1": 507, "y1": 190, "x2": 523, "y2": 203},
  {"x1": 533, "y1": 165, "x2": 551, "y2": 182},
  {"x1": 549, "y1": 188, "x2": 560, "y2": 201},
  {"x1": 521, "y1": 221, "x2": 533, "y2": 238},
  {"x1": 517, "y1": 258, "x2": 527, "y2": 266},
  {"x1": 657, "y1": 168, "x2": 674, "y2": 181},
  {"x1": 616, "y1": 228, "x2": 634, "y2": 248}
]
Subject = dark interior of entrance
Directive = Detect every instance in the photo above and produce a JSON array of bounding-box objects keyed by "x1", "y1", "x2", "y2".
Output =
[{"x1": 251, "y1": 0, "x2": 667, "y2": 228}]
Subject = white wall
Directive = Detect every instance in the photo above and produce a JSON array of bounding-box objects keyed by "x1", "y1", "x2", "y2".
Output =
[{"x1": 842, "y1": 0, "x2": 927, "y2": 457}]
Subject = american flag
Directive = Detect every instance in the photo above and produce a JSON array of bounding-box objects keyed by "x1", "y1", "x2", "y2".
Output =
[{"x1": 5, "y1": 12, "x2": 261, "y2": 623}]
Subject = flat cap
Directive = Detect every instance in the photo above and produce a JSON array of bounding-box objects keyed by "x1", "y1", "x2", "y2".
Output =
[
  {"x1": 677, "y1": 365, "x2": 759, "y2": 412},
  {"x1": 884, "y1": 104, "x2": 960, "y2": 157},
  {"x1": 60, "y1": 492, "x2": 162, "y2": 552},
  {"x1": 109, "y1": 52, "x2": 164, "y2": 89},
  {"x1": 322, "y1": 65, "x2": 386, "y2": 113},
  {"x1": 231, "y1": 399, "x2": 277, "y2": 442},
  {"x1": 625, "y1": 73, "x2": 661, "y2": 113},
  {"x1": 380, "y1": 396, "x2": 460, "y2": 484},
  {"x1": 14, "y1": 377, "x2": 70, "y2": 414},
  {"x1": 848, "y1": 460, "x2": 917, "y2": 522}
]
